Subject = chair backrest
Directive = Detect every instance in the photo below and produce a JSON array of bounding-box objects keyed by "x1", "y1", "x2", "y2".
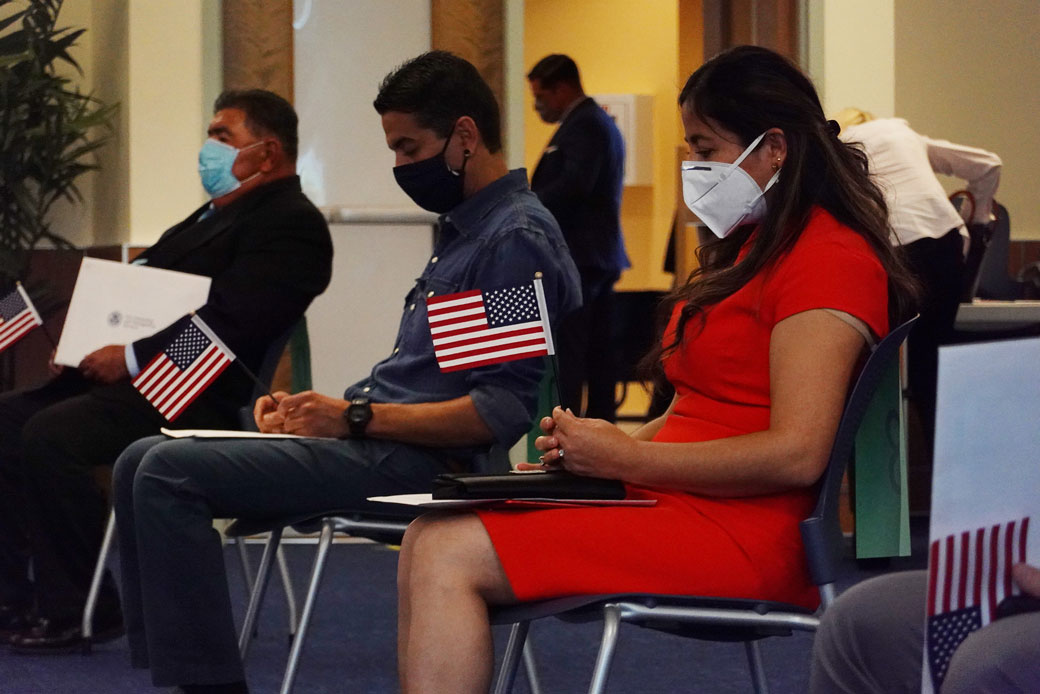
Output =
[
  {"x1": 961, "y1": 222, "x2": 992, "y2": 301},
  {"x1": 975, "y1": 202, "x2": 1022, "y2": 300},
  {"x1": 799, "y1": 315, "x2": 918, "y2": 591},
  {"x1": 237, "y1": 321, "x2": 301, "y2": 432}
]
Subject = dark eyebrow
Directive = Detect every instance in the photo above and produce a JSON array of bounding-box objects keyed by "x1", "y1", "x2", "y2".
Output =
[
  {"x1": 208, "y1": 124, "x2": 231, "y2": 137},
  {"x1": 686, "y1": 133, "x2": 713, "y2": 147},
  {"x1": 388, "y1": 136, "x2": 414, "y2": 151}
]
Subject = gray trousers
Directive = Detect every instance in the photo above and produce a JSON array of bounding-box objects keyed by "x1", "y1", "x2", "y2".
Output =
[
  {"x1": 810, "y1": 570, "x2": 1040, "y2": 693},
  {"x1": 113, "y1": 434, "x2": 455, "y2": 687}
]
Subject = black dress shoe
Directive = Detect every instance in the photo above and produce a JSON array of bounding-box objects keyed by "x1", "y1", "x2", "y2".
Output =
[
  {"x1": 8, "y1": 613, "x2": 124, "y2": 654},
  {"x1": 0, "y1": 604, "x2": 35, "y2": 645}
]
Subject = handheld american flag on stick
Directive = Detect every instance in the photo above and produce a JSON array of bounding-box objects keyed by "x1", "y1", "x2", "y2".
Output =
[
  {"x1": 0, "y1": 283, "x2": 44, "y2": 354},
  {"x1": 923, "y1": 516, "x2": 1030, "y2": 692},
  {"x1": 132, "y1": 314, "x2": 235, "y2": 421},
  {"x1": 428, "y1": 278, "x2": 555, "y2": 372}
]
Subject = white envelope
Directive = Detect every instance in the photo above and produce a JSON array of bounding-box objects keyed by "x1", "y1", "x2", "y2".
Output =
[{"x1": 54, "y1": 257, "x2": 212, "y2": 367}]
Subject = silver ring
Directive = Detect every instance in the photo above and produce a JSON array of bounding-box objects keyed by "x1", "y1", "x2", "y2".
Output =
[{"x1": 557, "y1": 448, "x2": 565, "y2": 459}]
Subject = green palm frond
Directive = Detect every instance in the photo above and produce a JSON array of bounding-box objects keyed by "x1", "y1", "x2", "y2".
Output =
[{"x1": 0, "y1": 0, "x2": 117, "y2": 285}]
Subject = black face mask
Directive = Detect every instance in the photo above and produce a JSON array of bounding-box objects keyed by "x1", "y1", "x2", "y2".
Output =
[{"x1": 393, "y1": 127, "x2": 469, "y2": 214}]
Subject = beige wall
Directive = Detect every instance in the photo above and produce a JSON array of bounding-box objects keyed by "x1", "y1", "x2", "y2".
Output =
[
  {"x1": 806, "y1": 0, "x2": 895, "y2": 118},
  {"x1": 88, "y1": 0, "x2": 129, "y2": 247},
  {"x1": 809, "y1": 0, "x2": 1039, "y2": 240},
  {"x1": 126, "y1": 1, "x2": 221, "y2": 246},
  {"x1": 41, "y1": 0, "x2": 221, "y2": 248},
  {"x1": 45, "y1": 0, "x2": 96, "y2": 248},
  {"x1": 894, "y1": 0, "x2": 1040, "y2": 240}
]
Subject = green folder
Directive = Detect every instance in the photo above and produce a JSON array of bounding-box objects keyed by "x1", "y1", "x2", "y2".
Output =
[
  {"x1": 854, "y1": 355, "x2": 911, "y2": 558},
  {"x1": 526, "y1": 357, "x2": 559, "y2": 462}
]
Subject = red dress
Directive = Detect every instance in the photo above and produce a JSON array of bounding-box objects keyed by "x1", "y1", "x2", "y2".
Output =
[{"x1": 476, "y1": 208, "x2": 889, "y2": 609}]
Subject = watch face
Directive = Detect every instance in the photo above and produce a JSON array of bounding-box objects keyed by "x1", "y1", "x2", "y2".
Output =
[{"x1": 347, "y1": 399, "x2": 372, "y2": 435}]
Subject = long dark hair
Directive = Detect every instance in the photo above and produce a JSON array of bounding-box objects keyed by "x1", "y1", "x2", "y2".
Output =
[{"x1": 649, "y1": 46, "x2": 918, "y2": 369}]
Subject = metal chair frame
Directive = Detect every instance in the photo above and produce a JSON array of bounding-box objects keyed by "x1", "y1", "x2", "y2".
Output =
[
  {"x1": 488, "y1": 316, "x2": 919, "y2": 694},
  {"x1": 228, "y1": 511, "x2": 543, "y2": 694}
]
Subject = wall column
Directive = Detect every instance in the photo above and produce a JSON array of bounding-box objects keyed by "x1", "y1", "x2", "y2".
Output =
[
  {"x1": 221, "y1": 0, "x2": 294, "y2": 99},
  {"x1": 431, "y1": 0, "x2": 506, "y2": 110}
]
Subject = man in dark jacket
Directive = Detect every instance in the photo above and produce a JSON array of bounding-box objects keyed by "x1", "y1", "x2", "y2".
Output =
[
  {"x1": 528, "y1": 54, "x2": 628, "y2": 421},
  {"x1": 0, "y1": 89, "x2": 333, "y2": 651}
]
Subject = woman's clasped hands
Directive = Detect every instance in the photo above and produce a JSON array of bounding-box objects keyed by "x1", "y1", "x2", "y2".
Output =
[{"x1": 522, "y1": 406, "x2": 637, "y2": 478}]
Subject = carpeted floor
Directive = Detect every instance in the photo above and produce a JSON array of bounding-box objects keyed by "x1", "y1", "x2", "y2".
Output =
[{"x1": 0, "y1": 518, "x2": 928, "y2": 694}]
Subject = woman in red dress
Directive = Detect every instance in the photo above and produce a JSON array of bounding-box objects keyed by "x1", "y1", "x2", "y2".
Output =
[{"x1": 395, "y1": 45, "x2": 918, "y2": 693}]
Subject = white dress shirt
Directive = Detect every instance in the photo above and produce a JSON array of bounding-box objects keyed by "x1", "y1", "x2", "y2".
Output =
[{"x1": 840, "y1": 118, "x2": 1002, "y2": 249}]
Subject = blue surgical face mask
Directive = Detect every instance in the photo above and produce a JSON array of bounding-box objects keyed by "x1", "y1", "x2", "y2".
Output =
[{"x1": 198, "y1": 139, "x2": 262, "y2": 199}]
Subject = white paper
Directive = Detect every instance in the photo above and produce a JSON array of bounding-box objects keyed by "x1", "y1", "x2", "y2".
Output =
[
  {"x1": 368, "y1": 493, "x2": 657, "y2": 509},
  {"x1": 922, "y1": 337, "x2": 1040, "y2": 692},
  {"x1": 931, "y1": 338, "x2": 1040, "y2": 542},
  {"x1": 160, "y1": 428, "x2": 311, "y2": 439},
  {"x1": 54, "y1": 257, "x2": 211, "y2": 367}
]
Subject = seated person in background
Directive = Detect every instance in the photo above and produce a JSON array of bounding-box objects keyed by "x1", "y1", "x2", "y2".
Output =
[
  {"x1": 810, "y1": 564, "x2": 1040, "y2": 693},
  {"x1": 833, "y1": 109, "x2": 1002, "y2": 487},
  {"x1": 395, "y1": 45, "x2": 920, "y2": 694},
  {"x1": 0, "y1": 89, "x2": 333, "y2": 652},
  {"x1": 111, "y1": 51, "x2": 580, "y2": 694}
]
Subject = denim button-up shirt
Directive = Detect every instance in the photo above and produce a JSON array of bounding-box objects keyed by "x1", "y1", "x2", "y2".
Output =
[{"x1": 344, "y1": 169, "x2": 581, "y2": 455}]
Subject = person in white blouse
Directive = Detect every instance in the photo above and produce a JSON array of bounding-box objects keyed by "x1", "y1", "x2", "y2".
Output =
[{"x1": 833, "y1": 108, "x2": 1002, "y2": 500}]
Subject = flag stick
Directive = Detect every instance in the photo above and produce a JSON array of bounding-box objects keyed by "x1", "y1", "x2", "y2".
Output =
[
  {"x1": 549, "y1": 352, "x2": 564, "y2": 409},
  {"x1": 190, "y1": 312, "x2": 279, "y2": 407},
  {"x1": 232, "y1": 359, "x2": 280, "y2": 407},
  {"x1": 15, "y1": 281, "x2": 53, "y2": 348},
  {"x1": 38, "y1": 325, "x2": 57, "y2": 350},
  {"x1": 532, "y1": 273, "x2": 566, "y2": 409}
]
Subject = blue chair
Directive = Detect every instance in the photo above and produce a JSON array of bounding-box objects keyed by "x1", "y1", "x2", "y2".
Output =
[
  {"x1": 488, "y1": 316, "x2": 919, "y2": 694},
  {"x1": 974, "y1": 202, "x2": 1023, "y2": 300}
]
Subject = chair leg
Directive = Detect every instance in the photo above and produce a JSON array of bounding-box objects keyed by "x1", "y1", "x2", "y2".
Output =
[
  {"x1": 587, "y1": 603, "x2": 622, "y2": 694},
  {"x1": 522, "y1": 637, "x2": 543, "y2": 694},
  {"x1": 492, "y1": 621, "x2": 530, "y2": 694},
  {"x1": 744, "y1": 640, "x2": 770, "y2": 694},
  {"x1": 81, "y1": 509, "x2": 116, "y2": 654},
  {"x1": 235, "y1": 536, "x2": 255, "y2": 594},
  {"x1": 280, "y1": 518, "x2": 335, "y2": 694},
  {"x1": 276, "y1": 545, "x2": 298, "y2": 640},
  {"x1": 238, "y1": 528, "x2": 284, "y2": 659}
]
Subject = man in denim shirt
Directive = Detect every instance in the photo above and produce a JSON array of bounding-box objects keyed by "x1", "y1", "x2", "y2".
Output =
[{"x1": 110, "y1": 52, "x2": 580, "y2": 693}]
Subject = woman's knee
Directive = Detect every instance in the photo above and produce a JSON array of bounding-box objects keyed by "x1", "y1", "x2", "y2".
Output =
[{"x1": 400, "y1": 513, "x2": 512, "y2": 602}]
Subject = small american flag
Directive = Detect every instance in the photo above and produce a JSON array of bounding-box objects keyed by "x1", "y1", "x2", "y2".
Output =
[
  {"x1": 924, "y1": 517, "x2": 1030, "y2": 691},
  {"x1": 428, "y1": 279, "x2": 554, "y2": 373},
  {"x1": 0, "y1": 283, "x2": 43, "y2": 354},
  {"x1": 132, "y1": 314, "x2": 235, "y2": 421}
]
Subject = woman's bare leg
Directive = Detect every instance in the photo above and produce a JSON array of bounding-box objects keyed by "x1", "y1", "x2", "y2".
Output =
[{"x1": 398, "y1": 512, "x2": 516, "y2": 694}]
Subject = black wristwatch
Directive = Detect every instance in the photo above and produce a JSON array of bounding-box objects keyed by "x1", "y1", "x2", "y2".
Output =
[{"x1": 344, "y1": 396, "x2": 373, "y2": 438}]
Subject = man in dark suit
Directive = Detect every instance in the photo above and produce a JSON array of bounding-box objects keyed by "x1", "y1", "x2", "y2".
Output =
[
  {"x1": 528, "y1": 54, "x2": 628, "y2": 421},
  {"x1": 0, "y1": 89, "x2": 333, "y2": 651}
]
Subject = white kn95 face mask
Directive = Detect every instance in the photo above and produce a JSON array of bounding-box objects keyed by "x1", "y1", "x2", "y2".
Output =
[{"x1": 680, "y1": 132, "x2": 780, "y2": 239}]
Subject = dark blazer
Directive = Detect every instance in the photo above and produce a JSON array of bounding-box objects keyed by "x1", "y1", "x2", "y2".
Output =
[
  {"x1": 531, "y1": 97, "x2": 627, "y2": 272},
  {"x1": 96, "y1": 175, "x2": 333, "y2": 421}
]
